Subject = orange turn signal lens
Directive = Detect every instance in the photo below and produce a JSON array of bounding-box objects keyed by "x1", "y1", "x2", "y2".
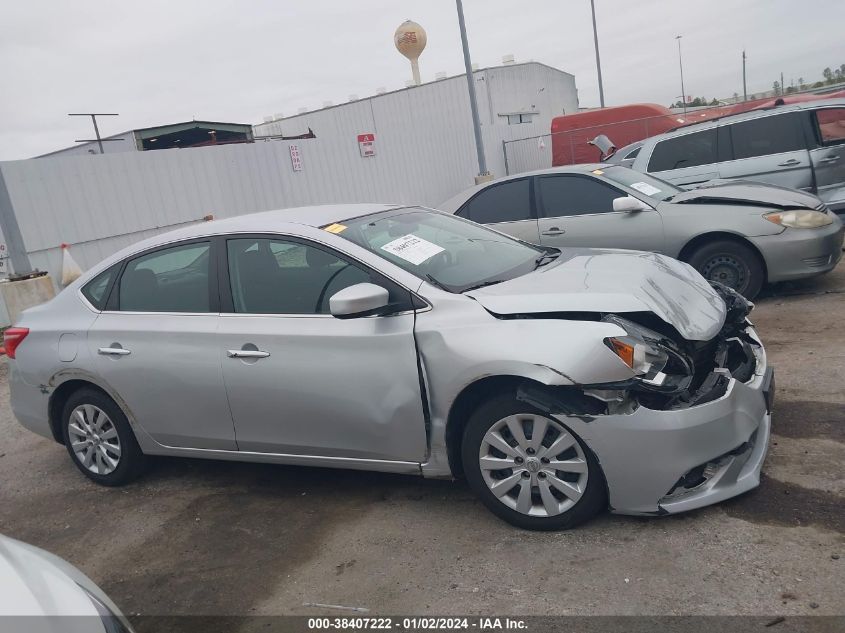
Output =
[{"x1": 608, "y1": 338, "x2": 635, "y2": 368}]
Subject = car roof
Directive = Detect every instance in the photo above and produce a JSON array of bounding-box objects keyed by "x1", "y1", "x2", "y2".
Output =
[
  {"x1": 606, "y1": 140, "x2": 644, "y2": 162},
  {"x1": 658, "y1": 97, "x2": 845, "y2": 137},
  {"x1": 439, "y1": 164, "x2": 611, "y2": 210},
  {"x1": 139, "y1": 203, "x2": 403, "y2": 243},
  {"x1": 83, "y1": 203, "x2": 406, "y2": 274},
  {"x1": 195, "y1": 203, "x2": 402, "y2": 234}
]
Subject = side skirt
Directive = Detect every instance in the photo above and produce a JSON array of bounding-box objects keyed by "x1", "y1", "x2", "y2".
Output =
[{"x1": 142, "y1": 444, "x2": 424, "y2": 476}]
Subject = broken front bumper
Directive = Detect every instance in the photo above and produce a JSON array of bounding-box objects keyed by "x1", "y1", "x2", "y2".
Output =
[{"x1": 569, "y1": 328, "x2": 772, "y2": 516}]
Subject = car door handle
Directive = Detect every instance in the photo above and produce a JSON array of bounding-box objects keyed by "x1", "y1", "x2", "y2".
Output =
[
  {"x1": 778, "y1": 159, "x2": 801, "y2": 166},
  {"x1": 98, "y1": 347, "x2": 131, "y2": 356},
  {"x1": 227, "y1": 349, "x2": 270, "y2": 359},
  {"x1": 819, "y1": 155, "x2": 840, "y2": 164},
  {"x1": 541, "y1": 227, "x2": 566, "y2": 236}
]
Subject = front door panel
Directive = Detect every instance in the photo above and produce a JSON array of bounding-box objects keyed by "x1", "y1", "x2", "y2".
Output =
[
  {"x1": 536, "y1": 174, "x2": 665, "y2": 252},
  {"x1": 537, "y1": 210, "x2": 664, "y2": 252},
  {"x1": 219, "y1": 313, "x2": 427, "y2": 461}
]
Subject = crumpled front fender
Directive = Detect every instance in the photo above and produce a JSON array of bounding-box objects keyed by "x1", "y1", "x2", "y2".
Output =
[{"x1": 415, "y1": 298, "x2": 636, "y2": 477}]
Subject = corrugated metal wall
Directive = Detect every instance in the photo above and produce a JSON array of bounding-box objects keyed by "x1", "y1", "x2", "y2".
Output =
[{"x1": 255, "y1": 62, "x2": 578, "y2": 179}]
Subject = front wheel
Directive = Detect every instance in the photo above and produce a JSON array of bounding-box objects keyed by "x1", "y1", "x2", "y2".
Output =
[
  {"x1": 687, "y1": 239, "x2": 765, "y2": 299},
  {"x1": 461, "y1": 394, "x2": 606, "y2": 530}
]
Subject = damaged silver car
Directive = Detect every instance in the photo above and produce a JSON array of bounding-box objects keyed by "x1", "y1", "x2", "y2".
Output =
[{"x1": 8, "y1": 204, "x2": 774, "y2": 530}]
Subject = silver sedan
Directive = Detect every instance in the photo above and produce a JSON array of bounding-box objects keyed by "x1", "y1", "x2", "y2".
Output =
[
  {"x1": 0, "y1": 533, "x2": 133, "y2": 632},
  {"x1": 440, "y1": 165, "x2": 844, "y2": 298},
  {"x1": 9, "y1": 205, "x2": 773, "y2": 530}
]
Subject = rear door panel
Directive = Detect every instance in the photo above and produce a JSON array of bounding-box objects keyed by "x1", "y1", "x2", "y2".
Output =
[{"x1": 713, "y1": 112, "x2": 813, "y2": 191}]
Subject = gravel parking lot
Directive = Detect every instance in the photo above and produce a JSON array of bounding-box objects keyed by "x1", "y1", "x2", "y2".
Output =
[{"x1": 1, "y1": 266, "x2": 843, "y2": 626}]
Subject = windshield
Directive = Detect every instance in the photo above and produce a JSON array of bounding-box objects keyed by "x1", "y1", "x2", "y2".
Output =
[
  {"x1": 334, "y1": 207, "x2": 546, "y2": 293},
  {"x1": 601, "y1": 166, "x2": 681, "y2": 202}
]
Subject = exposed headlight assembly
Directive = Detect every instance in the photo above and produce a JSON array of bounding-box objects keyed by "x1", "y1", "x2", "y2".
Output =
[
  {"x1": 764, "y1": 209, "x2": 833, "y2": 228},
  {"x1": 602, "y1": 315, "x2": 692, "y2": 393}
]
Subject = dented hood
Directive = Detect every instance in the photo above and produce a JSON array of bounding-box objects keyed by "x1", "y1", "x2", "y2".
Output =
[
  {"x1": 670, "y1": 181, "x2": 823, "y2": 210},
  {"x1": 466, "y1": 248, "x2": 727, "y2": 341}
]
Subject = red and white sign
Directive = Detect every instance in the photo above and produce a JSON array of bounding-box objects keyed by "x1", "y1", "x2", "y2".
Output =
[
  {"x1": 357, "y1": 133, "x2": 376, "y2": 158},
  {"x1": 289, "y1": 144, "x2": 303, "y2": 171}
]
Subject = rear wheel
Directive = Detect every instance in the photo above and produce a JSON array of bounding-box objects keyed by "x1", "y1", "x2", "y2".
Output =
[
  {"x1": 461, "y1": 394, "x2": 606, "y2": 530},
  {"x1": 61, "y1": 388, "x2": 147, "y2": 486},
  {"x1": 687, "y1": 239, "x2": 764, "y2": 299}
]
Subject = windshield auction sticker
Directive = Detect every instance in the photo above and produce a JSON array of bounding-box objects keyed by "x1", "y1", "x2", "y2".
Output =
[
  {"x1": 380, "y1": 234, "x2": 445, "y2": 265},
  {"x1": 629, "y1": 182, "x2": 662, "y2": 196}
]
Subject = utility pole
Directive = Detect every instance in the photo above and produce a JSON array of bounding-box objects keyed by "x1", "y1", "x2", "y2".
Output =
[
  {"x1": 675, "y1": 35, "x2": 687, "y2": 115},
  {"x1": 742, "y1": 50, "x2": 748, "y2": 101},
  {"x1": 780, "y1": 72, "x2": 784, "y2": 96},
  {"x1": 68, "y1": 113, "x2": 121, "y2": 154},
  {"x1": 455, "y1": 0, "x2": 490, "y2": 181},
  {"x1": 590, "y1": 0, "x2": 605, "y2": 107}
]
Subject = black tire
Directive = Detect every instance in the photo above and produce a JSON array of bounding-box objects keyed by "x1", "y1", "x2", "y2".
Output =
[
  {"x1": 461, "y1": 393, "x2": 607, "y2": 531},
  {"x1": 61, "y1": 387, "x2": 147, "y2": 486},
  {"x1": 687, "y1": 239, "x2": 765, "y2": 299}
]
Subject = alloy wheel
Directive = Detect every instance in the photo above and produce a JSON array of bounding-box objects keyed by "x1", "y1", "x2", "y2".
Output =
[
  {"x1": 67, "y1": 404, "x2": 122, "y2": 475},
  {"x1": 479, "y1": 414, "x2": 588, "y2": 517}
]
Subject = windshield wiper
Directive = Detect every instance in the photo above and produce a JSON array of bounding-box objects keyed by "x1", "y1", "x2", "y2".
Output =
[
  {"x1": 460, "y1": 279, "x2": 505, "y2": 293},
  {"x1": 534, "y1": 249, "x2": 561, "y2": 269},
  {"x1": 425, "y1": 274, "x2": 452, "y2": 292}
]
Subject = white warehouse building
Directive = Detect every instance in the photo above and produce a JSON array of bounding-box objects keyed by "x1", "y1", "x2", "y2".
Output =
[{"x1": 254, "y1": 61, "x2": 578, "y2": 201}]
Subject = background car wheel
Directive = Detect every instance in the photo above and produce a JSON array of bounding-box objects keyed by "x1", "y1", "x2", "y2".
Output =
[
  {"x1": 461, "y1": 393, "x2": 606, "y2": 530},
  {"x1": 61, "y1": 388, "x2": 147, "y2": 486},
  {"x1": 687, "y1": 239, "x2": 764, "y2": 299}
]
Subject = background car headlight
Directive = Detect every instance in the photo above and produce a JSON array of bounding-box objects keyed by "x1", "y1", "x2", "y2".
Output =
[{"x1": 764, "y1": 209, "x2": 833, "y2": 228}]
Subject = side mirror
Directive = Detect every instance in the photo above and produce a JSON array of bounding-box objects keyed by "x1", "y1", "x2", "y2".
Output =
[
  {"x1": 613, "y1": 196, "x2": 651, "y2": 213},
  {"x1": 329, "y1": 283, "x2": 390, "y2": 319}
]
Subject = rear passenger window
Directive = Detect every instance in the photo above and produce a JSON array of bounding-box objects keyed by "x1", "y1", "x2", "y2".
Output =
[
  {"x1": 459, "y1": 179, "x2": 532, "y2": 224},
  {"x1": 227, "y1": 238, "x2": 372, "y2": 314},
  {"x1": 81, "y1": 265, "x2": 118, "y2": 310},
  {"x1": 815, "y1": 108, "x2": 845, "y2": 145},
  {"x1": 118, "y1": 242, "x2": 211, "y2": 312},
  {"x1": 729, "y1": 113, "x2": 805, "y2": 159},
  {"x1": 648, "y1": 129, "x2": 718, "y2": 172}
]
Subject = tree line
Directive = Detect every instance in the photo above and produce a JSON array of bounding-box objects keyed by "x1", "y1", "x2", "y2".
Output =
[{"x1": 774, "y1": 64, "x2": 845, "y2": 95}]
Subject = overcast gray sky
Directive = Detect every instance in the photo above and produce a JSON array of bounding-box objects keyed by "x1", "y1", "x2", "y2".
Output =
[{"x1": 2, "y1": 0, "x2": 843, "y2": 160}]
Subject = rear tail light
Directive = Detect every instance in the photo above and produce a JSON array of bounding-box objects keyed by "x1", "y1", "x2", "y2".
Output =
[{"x1": 3, "y1": 327, "x2": 30, "y2": 359}]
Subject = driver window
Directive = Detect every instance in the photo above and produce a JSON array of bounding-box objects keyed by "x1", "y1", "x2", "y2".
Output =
[
  {"x1": 539, "y1": 176, "x2": 623, "y2": 217},
  {"x1": 226, "y1": 238, "x2": 371, "y2": 314}
]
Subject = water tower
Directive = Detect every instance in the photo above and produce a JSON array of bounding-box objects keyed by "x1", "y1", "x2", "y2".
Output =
[{"x1": 394, "y1": 20, "x2": 427, "y2": 86}]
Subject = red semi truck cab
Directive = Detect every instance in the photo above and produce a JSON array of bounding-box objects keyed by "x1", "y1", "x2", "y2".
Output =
[{"x1": 551, "y1": 104, "x2": 684, "y2": 166}]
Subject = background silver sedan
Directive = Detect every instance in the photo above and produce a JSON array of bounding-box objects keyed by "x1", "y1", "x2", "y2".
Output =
[
  {"x1": 440, "y1": 165, "x2": 844, "y2": 298},
  {"x1": 9, "y1": 205, "x2": 772, "y2": 530}
]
